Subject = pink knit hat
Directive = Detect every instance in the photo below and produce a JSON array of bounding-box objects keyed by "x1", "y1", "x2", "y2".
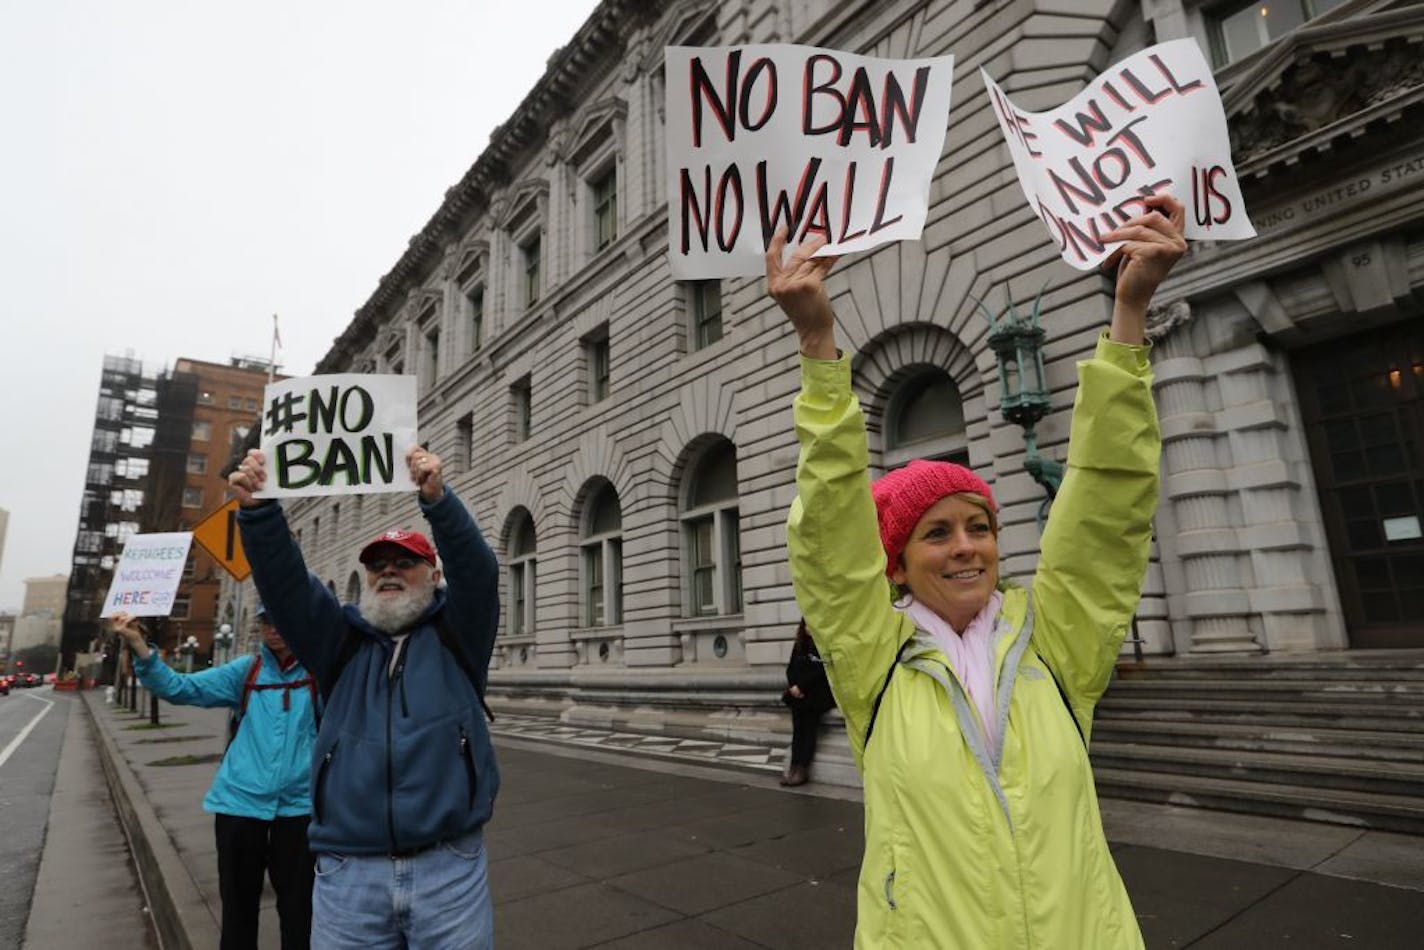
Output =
[{"x1": 871, "y1": 460, "x2": 996, "y2": 577}]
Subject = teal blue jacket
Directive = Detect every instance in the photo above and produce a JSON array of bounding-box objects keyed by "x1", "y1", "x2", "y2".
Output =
[{"x1": 133, "y1": 646, "x2": 316, "y2": 819}]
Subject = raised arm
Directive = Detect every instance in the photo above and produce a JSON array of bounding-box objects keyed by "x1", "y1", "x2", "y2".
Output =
[
  {"x1": 412, "y1": 448, "x2": 500, "y2": 690},
  {"x1": 230, "y1": 449, "x2": 347, "y2": 683},
  {"x1": 1030, "y1": 195, "x2": 1185, "y2": 739},
  {"x1": 772, "y1": 230, "x2": 912, "y2": 765},
  {"x1": 111, "y1": 612, "x2": 250, "y2": 708}
]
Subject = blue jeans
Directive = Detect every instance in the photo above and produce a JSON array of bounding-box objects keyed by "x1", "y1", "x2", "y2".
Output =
[{"x1": 310, "y1": 830, "x2": 493, "y2": 950}]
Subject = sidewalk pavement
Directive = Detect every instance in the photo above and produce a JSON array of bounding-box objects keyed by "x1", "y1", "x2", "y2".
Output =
[{"x1": 79, "y1": 691, "x2": 1424, "y2": 949}]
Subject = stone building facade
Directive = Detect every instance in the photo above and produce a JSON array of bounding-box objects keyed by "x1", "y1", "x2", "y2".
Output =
[{"x1": 258, "y1": 0, "x2": 1422, "y2": 738}]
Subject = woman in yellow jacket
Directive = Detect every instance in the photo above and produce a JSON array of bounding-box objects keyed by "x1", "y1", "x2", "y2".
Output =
[{"x1": 771, "y1": 194, "x2": 1187, "y2": 949}]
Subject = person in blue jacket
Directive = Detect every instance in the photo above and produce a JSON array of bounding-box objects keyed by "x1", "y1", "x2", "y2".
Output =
[
  {"x1": 110, "y1": 605, "x2": 316, "y2": 950},
  {"x1": 227, "y1": 444, "x2": 499, "y2": 950}
]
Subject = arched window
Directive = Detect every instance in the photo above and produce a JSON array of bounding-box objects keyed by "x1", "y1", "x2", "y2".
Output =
[
  {"x1": 680, "y1": 440, "x2": 742, "y2": 617},
  {"x1": 345, "y1": 571, "x2": 361, "y2": 604},
  {"x1": 885, "y1": 368, "x2": 968, "y2": 469},
  {"x1": 507, "y1": 510, "x2": 537, "y2": 636},
  {"x1": 580, "y1": 482, "x2": 623, "y2": 627}
]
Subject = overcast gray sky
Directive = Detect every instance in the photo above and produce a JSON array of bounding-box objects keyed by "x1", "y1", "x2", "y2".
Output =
[{"x1": 0, "y1": 0, "x2": 601, "y2": 611}]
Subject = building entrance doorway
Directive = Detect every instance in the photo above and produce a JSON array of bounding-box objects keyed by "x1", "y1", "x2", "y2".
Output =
[{"x1": 1293, "y1": 319, "x2": 1424, "y2": 647}]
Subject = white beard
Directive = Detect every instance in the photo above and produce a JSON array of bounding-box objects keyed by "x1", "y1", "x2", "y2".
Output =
[{"x1": 359, "y1": 576, "x2": 437, "y2": 633}]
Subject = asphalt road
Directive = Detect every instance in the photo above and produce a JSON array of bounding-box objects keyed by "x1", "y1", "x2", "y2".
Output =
[{"x1": 0, "y1": 689, "x2": 66, "y2": 950}]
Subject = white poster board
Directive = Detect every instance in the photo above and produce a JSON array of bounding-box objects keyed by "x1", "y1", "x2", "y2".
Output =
[
  {"x1": 99, "y1": 533, "x2": 193, "y2": 618},
  {"x1": 256, "y1": 374, "x2": 418, "y2": 499},
  {"x1": 982, "y1": 38, "x2": 1254, "y2": 270},
  {"x1": 665, "y1": 43, "x2": 955, "y2": 278}
]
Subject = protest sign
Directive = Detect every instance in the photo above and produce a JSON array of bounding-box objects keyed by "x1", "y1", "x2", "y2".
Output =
[
  {"x1": 256, "y1": 374, "x2": 418, "y2": 499},
  {"x1": 982, "y1": 38, "x2": 1254, "y2": 270},
  {"x1": 99, "y1": 533, "x2": 193, "y2": 618},
  {"x1": 665, "y1": 43, "x2": 954, "y2": 278}
]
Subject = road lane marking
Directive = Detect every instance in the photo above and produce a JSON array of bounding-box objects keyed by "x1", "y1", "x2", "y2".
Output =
[{"x1": 0, "y1": 693, "x2": 56, "y2": 769}]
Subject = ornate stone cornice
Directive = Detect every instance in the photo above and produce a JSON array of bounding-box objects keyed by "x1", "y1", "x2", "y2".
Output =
[
  {"x1": 1223, "y1": 5, "x2": 1424, "y2": 176},
  {"x1": 316, "y1": 0, "x2": 665, "y2": 373}
]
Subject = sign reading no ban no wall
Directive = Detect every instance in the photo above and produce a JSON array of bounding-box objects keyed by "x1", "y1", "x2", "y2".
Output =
[
  {"x1": 256, "y1": 374, "x2": 419, "y2": 499},
  {"x1": 665, "y1": 43, "x2": 955, "y2": 279}
]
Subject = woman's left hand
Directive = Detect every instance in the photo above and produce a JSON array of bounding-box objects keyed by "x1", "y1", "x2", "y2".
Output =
[{"x1": 1100, "y1": 193, "x2": 1187, "y2": 343}]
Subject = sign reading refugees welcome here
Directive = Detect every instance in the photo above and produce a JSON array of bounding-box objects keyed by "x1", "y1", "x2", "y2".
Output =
[
  {"x1": 99, "y1": 533, "x2": 193, "y2": 618},
  {"x1": 665, "y1": 39, "x2": 1253, "y2": 277},
  {"x1": 256, "y1": 374, "x2": 418, "y2": 499}
]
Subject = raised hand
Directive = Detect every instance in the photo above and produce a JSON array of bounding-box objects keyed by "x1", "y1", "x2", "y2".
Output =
[
  {"x1": 1100, "y1": 193, "x2": 1187, "y2": 344},
  {"x1": 766, "y1": 228, "x2": 840, "y2": 360},
  {"x1": 110, "y1": 612, "x2": 153, "y2": 660},
  {"x1": 229, "y1": 449, "x2": 269, "y2": 507},
  {"x1": 407, "y1": 447, "x2": 444, "y2": 503}
]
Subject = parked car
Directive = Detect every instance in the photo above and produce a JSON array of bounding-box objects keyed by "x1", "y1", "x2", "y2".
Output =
[
  {"x1": 0, "y1": 677, "x2": 9, "y2": 696},
  {"x1": 17, "y1": 673, "x2": 40, "y2": 688}
]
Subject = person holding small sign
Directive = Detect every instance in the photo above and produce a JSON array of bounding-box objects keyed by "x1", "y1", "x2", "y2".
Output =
[
  {"x1": 110, "y1": 606, "x2": 316, "y2": 950},
  {"x1": 771, "y1": 193, "x2": 1187, "y2": 949},
  {"x1": 228, "y1": 445, "x2": 498, "y2": 950}
]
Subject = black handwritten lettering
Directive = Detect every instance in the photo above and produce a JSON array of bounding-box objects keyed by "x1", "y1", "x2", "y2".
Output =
[
  {"x1": 756, "y1": 158, "x2": 821, "y2": 247},
  {"x1": 689, "y1": 52, "x2": 740, "y2": 147}
]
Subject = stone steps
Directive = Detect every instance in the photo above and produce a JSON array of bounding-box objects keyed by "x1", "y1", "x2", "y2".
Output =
[
  {"x1": 1094, "y1": 652, "x2": 1424, "y2": 834},
  {"x1": 1092, "y1": 766, "x2": 1424, "y2": 836},
  {"x1": 1093, "y1": 718, "x2": 1424, "y2": 763}
]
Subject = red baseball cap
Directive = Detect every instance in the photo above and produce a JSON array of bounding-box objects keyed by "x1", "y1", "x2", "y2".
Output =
[{"x1": 359, "y1": 529, "x2": 437, "y2": 567}]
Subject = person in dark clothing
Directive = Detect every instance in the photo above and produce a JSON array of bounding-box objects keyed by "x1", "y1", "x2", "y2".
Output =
[
  {"x1": 228, "y1": 445, "x2": 499, "y2": 950},
  {"x1": 781, "y1": 619, "x2": 836, "y2": 786}
]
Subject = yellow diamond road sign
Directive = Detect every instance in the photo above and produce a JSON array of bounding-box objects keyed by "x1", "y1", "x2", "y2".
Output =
[{"x1": 192, "y1": 499, "x2": 251, "y2": 582}]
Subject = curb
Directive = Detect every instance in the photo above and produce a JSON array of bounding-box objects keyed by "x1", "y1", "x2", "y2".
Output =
[{"x1": 81, "y1": 691, "x2": 220, "y2": 950}]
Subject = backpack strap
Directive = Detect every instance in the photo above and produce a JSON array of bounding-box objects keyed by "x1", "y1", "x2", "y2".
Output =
[
  {"x1": 433, "y1": 612, "x2": 495, "y2": 723},
  {"x1": 236, "y1": 655, "x2": 262, "y2": 723},
  {"x1": 863, "y1": 638, "x2": 911, "y2": 750}
]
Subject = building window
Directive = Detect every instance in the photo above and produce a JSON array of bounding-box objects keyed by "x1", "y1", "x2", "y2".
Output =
[
  {"x1": 591, "y1": 167, "x2": 618, "y2": 251},
  {"x1": 511, "y1": 376, "x2": 532, "y2": 443},
  {"x1": 689, "y1": 280, "x2": 723, "y2": 350},
  {"x1": 345, "y1": 571, "x2": 361, "y2": 604},
  {"x1": 680, "y1": 440, "x2": 742, "y2": 617},
  {"x1": 424, "y1": 326, "x2": 441, "y2": 389},
  {"x1": 186, "y1": 453, "x2": 207, "y2": 475},
  {"x1": 1209, "y1": 0, "x2": 1345, "y2": 65},
  {"x1": 227, "y1": 395, "x2": 243, "y2": 409},
  {"x1": 182, "y1": 557, "x2": 196, "y2": 579},
  {"x1": 192, "y1": 421, "x2": 212, "y2": 442},
  {"x1": 244, "y1": 397, "x2": 259, "y2": 411},
  {"x1": 521, "y1": 236, "x2": 541, "y2": 308},
  {"x1": 585, "y1": 325, "x2": 611, "y2": 403},
  {"x1": 182, "y1": 487, "x2": 203, "y2": 509},
  {"x1": 467, "y1": 286, "x2": 485, "y2": 353},
  {"x1": 311, "y1": 516, "x2": 320, "y2": 556},
  {"x1": 330, "y1": 502, "x2": 341, "y2": 550},
  {"x1": 581, "y1": 482, "x2": 623, "y2": 627},
  {"x1": 884, "y1": 368, "x2": 969, "y2": 469},
  {"x1": 197, "y1": 390, "x2": 214, "y2": 405},
  {"x1": 507, "y1": 510, "x2": 537, "y2": 636},
  {"x1": 170, "y1": 597, "x2": 190, "y2": 620},
  {"x1": 386, "y1": 344, "x2": 404, "y2": 375},
  {"x1": 456, "y1": 413, "x2": 474, "y2": 472}
]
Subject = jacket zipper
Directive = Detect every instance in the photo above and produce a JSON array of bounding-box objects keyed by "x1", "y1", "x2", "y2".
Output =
[
  {"x1": 386, "y1": 651, "x2": 397, "y2": 852},
  {"x1": 459, "y1": 727, "x2": 477, "y2": 808},
  {"x1": 315, "y1": 740, "x2": 337, "y2": 825}
]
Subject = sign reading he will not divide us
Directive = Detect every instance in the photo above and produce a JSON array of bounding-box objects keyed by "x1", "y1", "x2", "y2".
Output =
[{"x1": 666, "y1": 39, "x2": 1253, "y2": 278}]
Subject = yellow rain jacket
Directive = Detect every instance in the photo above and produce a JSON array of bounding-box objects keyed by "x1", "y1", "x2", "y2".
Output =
[{"x1": 788, "y1": 334, "x2": 1156, "y2": 949}]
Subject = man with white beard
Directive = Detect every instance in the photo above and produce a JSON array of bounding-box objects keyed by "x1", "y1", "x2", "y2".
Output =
[{"x1": 229, "y1": 445, "x2": 499, "y2": 950}]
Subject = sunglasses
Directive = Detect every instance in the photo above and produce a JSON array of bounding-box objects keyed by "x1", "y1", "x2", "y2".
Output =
[{"x1": 364, "y1": 555, "x2": 425, "y2": 572}]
